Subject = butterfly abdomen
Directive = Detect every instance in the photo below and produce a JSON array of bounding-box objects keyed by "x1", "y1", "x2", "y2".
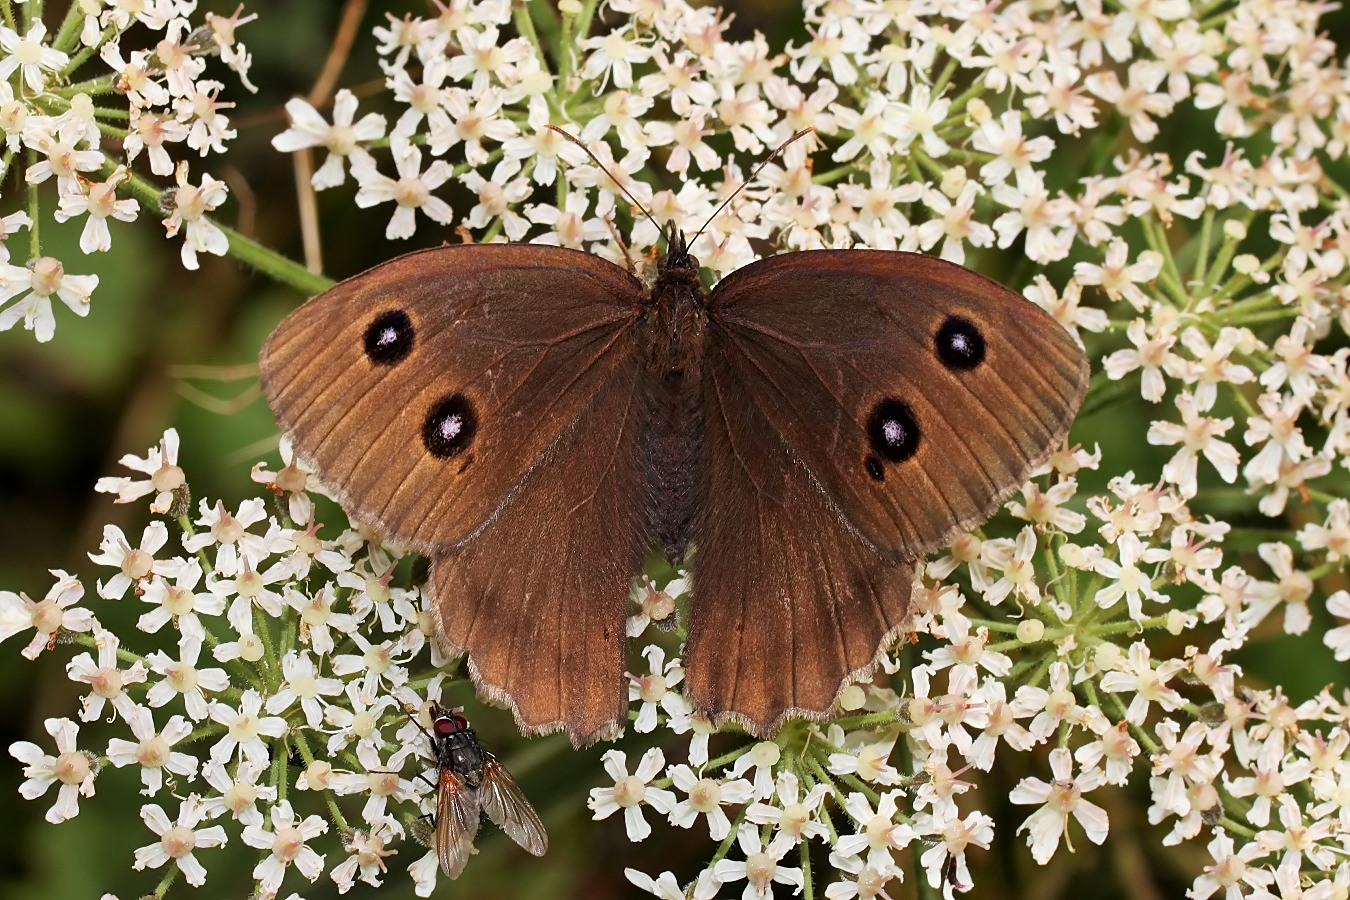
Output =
[{"x1": 639, "y1": 346, "x2": 703, "y2": 563}]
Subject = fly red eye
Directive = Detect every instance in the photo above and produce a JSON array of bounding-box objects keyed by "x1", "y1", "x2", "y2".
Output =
[{"x1": 434, "y1": 713, "x2": 469, "y2": 734}]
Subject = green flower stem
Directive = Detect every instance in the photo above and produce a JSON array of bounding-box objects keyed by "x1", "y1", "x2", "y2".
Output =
[
  {"x1": 800, "y1": 832, "x2": 814, "y2": 900},
  {"x1": 1140, "y1": 217, "x2": 1188, "y2": 306},
  {"x1": 1309, "y1": 487, "x2": 1350, "y2": 506},
  {"x1": 1202, "y1": 210, "x2": 1259, "y2": 295},
  {"x1": 253, "y1": 604, "x2": 282, "y2": 688},
  {"x1": 707, "y1": 803, "x2": 749, "y2": 870},
  {"x1": 811, "y1": 165, "x2": 859, "y2": 185},
  {"x1": 152, "y1": 861, "x2": 180, "y2": 900},
  {"x1": 271, "y1": 729, "x2": 289, "y2": 804},
  {"x1": 26, "y1": 153, "x2": 39, "y2": 258},
  {"x1": 64, "y1": 27, "x2": 114, "y2": 76},
  {"x1": 514, "y1": 1, "x2": 551, "y2": 79},
  {"x1": 183, "y1": 722, "x2": 228, "y2": 749},
  {"x1": 1211, "y1": 290, "x2": 1282, "y2": 324},
  {"x1": 560, "y1": 0, "x2": 601, "y2": 86},
  {"x1": 1194, "y1": 208, "x2": 1215, "y2": 287},
  {"x1": 834, "y1": 769, "x2": 882, "y2": 807},
  {"x1": 1077, "y1": 369, "x2": 1139, "y2": 420},
  {"x1": 1, "y1": 1, "x2": 14, "y2": 32},
  {"x1": 50, "y1": 0, "x2": 85, "y2": 54},
  {"x1": 292, "y1": 729, "x2": 349, "y2": 832},
  {"x1": 929, "y1": 56, "x2": 961, "y2": 101},
  {"x1": 54, "y1": 74, "x2": 122, "y2": 97},
  {"x1": 102, "y1": 160, "x2": 334, "y2": 296},
  {"x1": 945, "y1": 73, "x2": 991, "y2": 122},
  {"x1": 827, "y1": 710, "x2": 902, "y2": 732}
]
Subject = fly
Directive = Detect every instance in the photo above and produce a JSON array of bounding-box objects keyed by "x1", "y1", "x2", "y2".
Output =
[{"x1": 414, "y1": 703, "x2": 548, "y2": 878}]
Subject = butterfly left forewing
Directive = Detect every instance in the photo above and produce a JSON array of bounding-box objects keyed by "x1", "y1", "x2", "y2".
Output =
[
  {"x1": 260, "y1": 244, "x2": 644, "y2": 557},
  {"x1": 478, "y1": 753, "x2": 548, "y2": 857}
]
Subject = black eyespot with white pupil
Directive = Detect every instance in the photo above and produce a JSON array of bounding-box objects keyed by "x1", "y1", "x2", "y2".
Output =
[
  {"x1": 364, "y1": 309, "x2": 414, "y2": 365},
  {"x1": 936, "y1": 315, "x2": 985, "y2": 370},
  {"x1": 867, "y1": 398, "x2": 920, "y2": 466},
  {"x1": 424, "y1": 395, "x2": 477, "y2": 459}
]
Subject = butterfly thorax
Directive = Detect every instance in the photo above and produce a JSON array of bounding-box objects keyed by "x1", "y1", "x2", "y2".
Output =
[{"x1": 645, "y1": 225, "x2": 708, "y2": 376}]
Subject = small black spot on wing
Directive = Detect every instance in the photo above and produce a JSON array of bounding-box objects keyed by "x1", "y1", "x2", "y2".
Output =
[
  {"x1": 936, "y1": 315, "x2": 985, "y2": 370},
  {"x1": 868, "y1": 398, "x2": 920, "y2": 463},
  {"x1": 364, "y1": 309, "x2": 415, "y2": 365},
  {"x1": 864, "y1": 455, "x2": 885, "y2": 482},
  {"x1": 424, "y1": 395, "x2": 477, "y2": 459}
]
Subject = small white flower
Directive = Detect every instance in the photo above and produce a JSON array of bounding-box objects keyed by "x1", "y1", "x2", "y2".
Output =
[
  {"x1": 95, "y1": 428, "x2": 186, "y2": 515},
  {"x1": 0, "y1": 257, "x2": 98, "y2": 343},
  {"x1": 745, "y1": 770, "x2": 831, "y2": 841},
  {"x1": 588, "y1": 747, "x2": 676, "y2": 841},
  {"x1": 138, "y1": 558, "x2": 225, "y2": 640},
  {"x1": 1098, "y1": 641, "x2": 1186, "y2": 724},
  {"x1": 66, "y1": 625, "x2": 148, "y2": 722},
  {"x1": 1147, "y1": 393, "x2": 1240, "y2": 498},
  {"x1": 24, "y1": 116, "x2": 104, "y2": 193},
  {"x1": 351, "y1": 137, "x2": 453, "y2": 240},
  {"x1": 266, "y1": 650, "x2": 345, "y2": 728},
  {"x1": 199, "y1": 758, "x2": 276, "y2": 828},
  {"x1": 8, "y1": 717, "x2": 97, "y2": 823},
  {"x1": 1011, "y1": 747, "x2": 1109, "y2": 864},
  {"x1": 162, "y1": 161, "x2": 230, "y2": 270},
  {"x1": 242, "y1": 799, "x2": 329, "y2": 895},
  {"x1": 105, "y1": 706, "x2": 198, "y2": 796},
  {"x1": 0, "y1": 21, "x2": 69, "y2": 91},
  {"x1": 133, "y1": 799, "x2": 228, "y2": 886},
  {"x1": 54, "y1": 167, "x2": 138, "y2": 253},
  {"x1": 1093, "y1": 533, "x2": 1172, "y2": 620},
  {"x1": 330, "y1": 822, "x2": 399, "y2": 891},
  {"x1": 0, "y1": 569, "x2": 93, "y2": 659},
  {"x1": 712, "y1": 823, "x2": 803, "y2": 900},
  {"x1": 145, "y1": 634, "x2": 230, "y2": 721},
  {"x1": 832, "y1": 790, "x2": 916, "y2": 868},
  {"x1": 1189, "y1": 829, "x2": 1274, "y2": 900},
  {"x1": 272, "y1": 89, "x2": 387, "y2": 190},
  {"x1": 88, "y1": 521, "x2": 173, "y2": 600},
  {"x1": 207, "y1": 689, "x2": 289, "y2": 766},
  {"x1": 628, "y1": 644, "x2": 690, "y2": 733},
  {"x1": 667, "y1": 764, "x2": 754, "y2": 841}
]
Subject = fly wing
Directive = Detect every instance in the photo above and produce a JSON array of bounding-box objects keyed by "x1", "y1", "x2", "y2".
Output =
[
  {"x1": 478, "y1": 754, "x2": 548, "y2": 856},
  {"x1": 436, "y1": 769, "x2": 481, "y2": 879}
]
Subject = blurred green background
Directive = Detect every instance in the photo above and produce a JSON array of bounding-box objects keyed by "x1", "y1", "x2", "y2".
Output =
[{"x1": 2, "y1": 1, "x2": 1349, "y2": 898}]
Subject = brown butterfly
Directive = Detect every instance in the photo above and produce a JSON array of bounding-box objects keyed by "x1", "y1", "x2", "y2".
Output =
[{"x1": 260, "y1": 197, "x2": 1088, "y2": 747}]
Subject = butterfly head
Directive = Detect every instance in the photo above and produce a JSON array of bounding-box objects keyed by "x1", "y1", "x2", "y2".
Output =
[{"x1": 657, "y1": 220, "x2": 700, "y2": 283}]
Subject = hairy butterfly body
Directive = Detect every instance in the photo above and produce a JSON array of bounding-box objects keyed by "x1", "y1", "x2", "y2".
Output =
[{"x1": 260, "y1": 228, "x2": 1088, "y2": 745}]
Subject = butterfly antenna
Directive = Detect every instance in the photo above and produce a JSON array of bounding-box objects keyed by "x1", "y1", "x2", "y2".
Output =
[
  {"x1": 545, "y1": 124, "x2": 667, "y2": 242},
  {"x1": 689, "y1": 127, "x2": 815, "y2": 248}
]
